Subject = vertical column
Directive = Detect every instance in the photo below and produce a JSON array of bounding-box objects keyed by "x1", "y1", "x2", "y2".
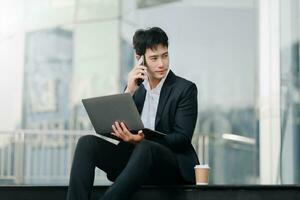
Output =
[
  {"x1": 259, "y1": 0, "x2": 281, "y2": 184},
  {"x1": 14, "y1": 131, "x2": 25, "y2": 184}
]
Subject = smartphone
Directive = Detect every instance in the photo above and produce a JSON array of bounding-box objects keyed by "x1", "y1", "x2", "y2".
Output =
[{"x1": 136, "y1": 55, "x2": 145, "y2": 86}]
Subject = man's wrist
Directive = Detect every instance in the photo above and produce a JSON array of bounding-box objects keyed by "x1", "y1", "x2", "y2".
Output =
[{"x1": 124, "y1": 87, "x2": 135, "y2": 95}]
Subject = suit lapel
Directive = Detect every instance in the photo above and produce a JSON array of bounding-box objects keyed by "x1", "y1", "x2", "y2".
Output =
[
  {"x1": 155, "y1": 70, "x2": 176, "y2": 127},
  {"x1": 133, "y1": 84, "x2": 146, "y2": 114}
]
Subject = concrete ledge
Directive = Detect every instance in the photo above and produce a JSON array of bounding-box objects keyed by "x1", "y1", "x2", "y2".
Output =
[{"x1": 1, "y1": 185, "x2": 300, "y2": 200}]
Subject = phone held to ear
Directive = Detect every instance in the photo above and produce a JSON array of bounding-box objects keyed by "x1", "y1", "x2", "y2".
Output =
[{"x1": 136, "y1": 55, "x2": 145, "y2": 86}]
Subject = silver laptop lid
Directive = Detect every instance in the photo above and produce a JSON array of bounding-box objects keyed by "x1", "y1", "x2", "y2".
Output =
[{"x1": 82, "y1": 93, "x2": 144, "y2": 136}]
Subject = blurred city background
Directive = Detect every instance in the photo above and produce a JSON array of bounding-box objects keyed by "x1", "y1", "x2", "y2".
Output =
[{"x1": 0, "y1": 0, "x2": 299, "y2": 186}]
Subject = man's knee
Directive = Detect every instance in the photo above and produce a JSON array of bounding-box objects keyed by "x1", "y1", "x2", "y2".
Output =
[
  {"x1": 134, "y1": 140, "x2": 162, "y2": 155},
  {"x1": 76, "y1": 135, "x2": 99, "y2": 153},
  {"x1": 77, "y1": 135, "x2": 94, "y2": 145}
]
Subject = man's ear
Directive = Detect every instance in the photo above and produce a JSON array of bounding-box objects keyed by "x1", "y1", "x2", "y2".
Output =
[{"x1": 135, "y1": 54, "x2": 141, "y2": 61}]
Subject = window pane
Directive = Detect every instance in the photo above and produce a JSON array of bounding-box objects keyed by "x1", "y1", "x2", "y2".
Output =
[
  {"x1": 280, "y1": 0, "x2": 300, "y2": 184},
  {"x1": 0, "y1": 0, "x2": 259, "y2": 185}
]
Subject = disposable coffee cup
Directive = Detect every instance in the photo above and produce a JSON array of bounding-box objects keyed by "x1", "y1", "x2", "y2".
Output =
[{"x1": 194, "y1": 164, "x2": 210, "y2": 185}]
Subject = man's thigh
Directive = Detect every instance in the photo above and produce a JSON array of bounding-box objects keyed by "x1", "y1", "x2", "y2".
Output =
[
  {"x1": 88, "y1": 136, "x2": 134, "y2": 180},
  {"x1": 140, "y1": 141, "x2": 183, "y2": 185}
]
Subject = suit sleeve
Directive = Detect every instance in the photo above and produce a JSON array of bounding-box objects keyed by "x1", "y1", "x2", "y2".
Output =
[{"x1": 157, "y1": 83, "x2": 198, "y2": 152}]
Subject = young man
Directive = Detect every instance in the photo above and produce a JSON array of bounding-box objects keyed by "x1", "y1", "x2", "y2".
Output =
[{"x1": 67, "y1": 27, "x2": 199, "y2": 200}]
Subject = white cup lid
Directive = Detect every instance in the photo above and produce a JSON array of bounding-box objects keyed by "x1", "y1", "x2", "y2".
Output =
[{"x1": 194, "y1": 164, "x2": 210, "y2": 169}]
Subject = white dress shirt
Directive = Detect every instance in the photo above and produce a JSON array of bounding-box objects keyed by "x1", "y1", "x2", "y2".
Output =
[{"x1": 141, "y1": 70, "x2": 170, "y2": 130}]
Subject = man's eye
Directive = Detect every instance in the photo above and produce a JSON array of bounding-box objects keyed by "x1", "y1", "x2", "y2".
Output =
[{"x1": 151, "y1": 57, "x2": 157, "y2": 61}]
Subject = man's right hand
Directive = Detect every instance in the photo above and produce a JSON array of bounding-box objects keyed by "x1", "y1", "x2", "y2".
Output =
[{"x1": 124, "y1": 64, "x2": 147, "y2": 95}]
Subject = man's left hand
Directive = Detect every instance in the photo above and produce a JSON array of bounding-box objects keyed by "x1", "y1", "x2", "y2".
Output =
[{"x1": 111, "y1": 121, "x2": 144, "y2": 144}]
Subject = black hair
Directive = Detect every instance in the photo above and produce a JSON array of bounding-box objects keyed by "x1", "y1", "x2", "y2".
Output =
[{"x1": 132, "y1": 27, "x2": 168, "y2": 56}]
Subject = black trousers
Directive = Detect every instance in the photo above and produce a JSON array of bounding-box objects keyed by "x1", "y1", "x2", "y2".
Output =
[{"x1": 66, "y1": 135, "x2": 184, "y2": 200}]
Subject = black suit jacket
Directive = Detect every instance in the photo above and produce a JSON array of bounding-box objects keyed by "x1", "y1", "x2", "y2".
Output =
[{"x1": 132, "y1": 70, "x2": 199, "y2": 183}]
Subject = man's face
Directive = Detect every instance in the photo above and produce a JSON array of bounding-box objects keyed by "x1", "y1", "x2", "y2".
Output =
[{"x1": 144, "y1": 44, "x2": 169, "y2": 81}]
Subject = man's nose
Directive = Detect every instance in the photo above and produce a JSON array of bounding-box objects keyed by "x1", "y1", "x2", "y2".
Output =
[{"x1": 157, "y1": 58, "x2": 163, "y2": 67}]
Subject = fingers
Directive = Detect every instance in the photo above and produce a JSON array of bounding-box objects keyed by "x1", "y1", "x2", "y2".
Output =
[
  {"x1": 133, "y1": 66, "x2": 147, "y2": 75},
  {"x1": 126, "y1": 65, "x2": 148, "y2": 93},
  {"x1": 134, "y1": 73, "x2": 147, "y2": 81},
  {"x1": 115, "y1": 121, "x2": 122, "y2": 132},
  {"x1": 111, "y1": 122, "x2": 131, "y2": 141},
  {"x1": 129, "y1": 72, "x2": 147, "y2": 87},
  {"x1": 133, "y1": 67, "x2": 147, "y2": 77},
  {"x1": 135, "y1": 65, "x2": 147, "y2": 70},
  {"x1": 111, "y1": 123, "x2": 122, "y2": 139},
  {"x1": 128, "y1": 67, "x2": 147, "y2": 82},
  {"x1": 111, "y1": 122, "x2": 144, "y2": 143},
  {"x1": 120, "y1": 122, "x2": 129, "y2": 133}
]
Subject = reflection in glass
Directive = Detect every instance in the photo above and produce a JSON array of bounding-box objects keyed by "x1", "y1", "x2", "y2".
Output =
[
  {"x1": 23, "y1": 28, "x2": 73, "y2": 130},
  {"x1": 0, "y1": 0, "x2": 260, "y2": 186},
  {"x1": 280, "y1": 0, "x2": 300, "y2": 184}
]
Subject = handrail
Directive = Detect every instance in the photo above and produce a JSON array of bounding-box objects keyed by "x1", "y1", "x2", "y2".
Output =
[
  {"x1": 0, "y1": 130, "x2": 256, "y2": 185},
  {"x1": 0, "y1": 130, "x2": 112, "y2": 185}
]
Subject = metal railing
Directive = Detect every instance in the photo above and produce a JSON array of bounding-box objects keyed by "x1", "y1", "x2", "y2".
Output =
[
  {"x1": 0, "y1": 130, "x2": 112, "y2": 185},
  {"x1": 0, "y1": 130, "x2": 257, "y2": 185}
]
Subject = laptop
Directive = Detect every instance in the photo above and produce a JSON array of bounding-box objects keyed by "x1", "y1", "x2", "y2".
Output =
[{"x1": 82, "y1": 93, "x2": 166, "y2": 140}]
